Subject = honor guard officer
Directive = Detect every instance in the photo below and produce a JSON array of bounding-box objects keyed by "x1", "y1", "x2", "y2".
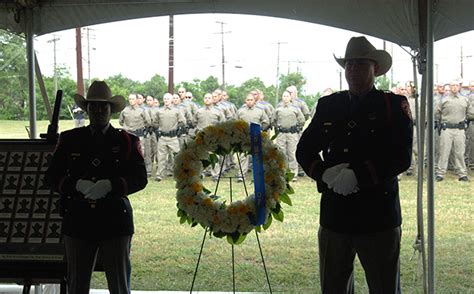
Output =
[
  {"x1": 46, "y1": 81, "x2": 147, "y2": 293},
  {"x1": 273, "y1": 90, "x2": 305, "y2": 181},
  {"x1": 153, "y1": 93, "x2": 186, "y2": 182},
  {"x1": 435, "y1": 80, "x2": 474, "y2": 181},
  {"x1": 296, "y1": 36, "x2": 413, "y2": 293},
  {"x1": 194, "y1": 93, "x2": 226, "y2": 181},
  {"x1": 237, "y1": 93, "x2": 270, "y2": 181}
]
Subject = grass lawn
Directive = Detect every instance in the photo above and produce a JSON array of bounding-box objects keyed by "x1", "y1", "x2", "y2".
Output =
[{"x1": 1, "y1": 120, "x2": 473, "y2": 293}]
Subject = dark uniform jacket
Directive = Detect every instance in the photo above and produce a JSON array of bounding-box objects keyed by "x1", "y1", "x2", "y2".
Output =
[
  {"x1": 296, "y1": 87, "x2": 413, "y2": 233},
  {"x1": 46, "y1": 125, "x2": 147, "y2": 240}
]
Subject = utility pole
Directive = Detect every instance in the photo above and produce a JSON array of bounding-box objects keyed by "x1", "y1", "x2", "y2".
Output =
[
  {"x1": 75, "y1": 27, "x2": 84, "y2": 97},
  {"x1": 85, "y1": 28, "x2": 95, "y2": 87},
  {"x1": 168, "y1": 15, "x2": 174, "y2": 93},
  {"x1": 47, "y1": 34, "x2": 60, "y2": 94},
  {"x1": 459, "y1": 45, "x2": 472, "y2": 81},
  {"x1": 274, "y1": 41, "x2": 287, "y2": 105},
  {"x1": 215, "y1": 21, "x2": 230, "y2": 88}
]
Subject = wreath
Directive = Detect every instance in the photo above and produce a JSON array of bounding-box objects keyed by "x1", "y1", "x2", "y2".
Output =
[{"x1": 174, "y1": 120, "x2": 294, "y2": 244}]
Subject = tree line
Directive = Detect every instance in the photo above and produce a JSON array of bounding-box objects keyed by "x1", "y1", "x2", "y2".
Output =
[{"x1": 1, "y1": 29, "x2": 390, "y2": 121}]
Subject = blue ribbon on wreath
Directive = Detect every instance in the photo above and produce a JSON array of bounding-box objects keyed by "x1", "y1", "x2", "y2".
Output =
[{"x1": 250, "y1": 122, "x2": 266, "y2": 226}]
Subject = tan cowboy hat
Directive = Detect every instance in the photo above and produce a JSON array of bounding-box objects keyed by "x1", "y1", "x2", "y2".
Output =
[
  {"x1": 74, "y1": 81, "x2": 126, "y2": 113},
  {"x1": 334, "y1": 36, "x2": 392, "y2": 76}
]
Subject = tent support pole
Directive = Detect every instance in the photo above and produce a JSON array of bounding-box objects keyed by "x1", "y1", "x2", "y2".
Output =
[
  {"x1": 26, "y1": 8, "x2": 37, "y2": 139},
  {"x1": 412, "y1": 54, "x2": 428, "y2": 294},
  {"x1": 426, "y1": 0, "x2": 435, "y2": 292}
]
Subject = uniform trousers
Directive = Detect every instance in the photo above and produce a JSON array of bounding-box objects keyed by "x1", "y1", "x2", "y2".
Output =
[
  {"x1": 466, "y1": 124, "x2": 474, "y2": 169},
  {"x1": 407, "y1": 128, "x2": 418, "y2": 174},
  {"x1": 63, "y1": 234, "x2": 132, "y2": 294},
  {"x1": 436, "y1": 129, "x2": 468, "y2": 177},
  {"x1": 275, "y1": 132, "x2": 299, "y2": 177},
  {"x1": 156, "y1": 136, "x2": 180, "y2": 179},
  {"x1": 318, "y1": 226, "x2": 401, "y2": 294},
  {"x1": 143, "y1": 135, "x2": 153, "y2": 175}
]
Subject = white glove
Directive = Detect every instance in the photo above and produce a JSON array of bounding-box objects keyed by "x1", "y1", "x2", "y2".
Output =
[
  {"x1": 75, "y1": 179, "x2": 95, "y2": 195},
  {"x1": 331, "y1": 167, "x2": 359, "y2": 196},
  {"x1": 322, "y1": 163, "x2": 350, "y2": 186},
  {"x1": 84, "y1": 179, "x2": 112, "y2": 200}
]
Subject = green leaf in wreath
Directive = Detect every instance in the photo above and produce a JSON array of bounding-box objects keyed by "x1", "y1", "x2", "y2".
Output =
[
  {"x1": 270, "y1": 133, "x2": 278, "y2": 141},
  {"x1": 180, "y1": 215, "x2": 187, "y2": 224},
  {"x1": 201, "y1": 159, "x2": 211, "y2": 168},
  {"x1": 203, "y1": 187, "x2": 212, "y2": 195},
  {"x1": 272, "y1": 209, "x2": 284, "y2": 222},
  {"x1": 191, "y1": 221, "x2": 198, "y2": 227},
  {"x1": 226, "y1": 232, "x2": 247, "y2": 245},
  {"x1": 285, "y1": 184, "x2": 295, "y2": 195},
  {"x1": 279, "y1": 193, "x2": 293, "y2": 206},
  {"x1": 262, "y1": 214, "x2": 273, "y2": 230},
  {"x1": 285, "y1": 171, "x2": 295, "y2": 182},
  {"x1": 213, "y1": 231, "x2": 227, "y2": 238},
  {"x1": 209, "y1": 153, "x2": 219, "y2": 164}
]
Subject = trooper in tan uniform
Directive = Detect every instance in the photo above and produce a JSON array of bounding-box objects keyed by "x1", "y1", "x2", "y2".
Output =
[
  {"x1": 466, "y1": 81, "x2": 474, "y2": 170},
  {"x1": 119, "y1": 93, "x2": 151, "y2": 160},
  {"x1": 182, "y1": 91, "x2": 200, "y2": 137},
  {"x1": 152, "y1": 93, "x2": 186, "y2": 181},
  {"x1": 405, "y1": 82, "x2": 418, "y2": 176},
  {"x1": 273, "y1": 90, "x2": 305, "y2": 181},
  {"x1": 253, "y1": 89, "x2": 275, "y2": 130},
  {"x1": 435, "y1": 80, "x2": 474, "y2": 181},
  {"x1": 172, "y1": 93, "x2": 192, "y2": 147},
  {"x1": 195, "y1": 93, "x2": 226, "y2": 181},
  {"x1": 236, "y1": 93, "x2": 270, "y2": 181},
  {"x1": 143, "y1": 95, "x2": 159, "y2": 177},
  {"x1": 213, "y1": 90, "x2": 233, "y2": 121},
  {"x1": 286, "y1": 85, "x2": 310, "y2": 176}
]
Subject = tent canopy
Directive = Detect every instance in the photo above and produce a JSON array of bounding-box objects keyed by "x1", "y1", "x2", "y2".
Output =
[{"x1": 1, "y1": 0, "x2": 473, "y2": 49}]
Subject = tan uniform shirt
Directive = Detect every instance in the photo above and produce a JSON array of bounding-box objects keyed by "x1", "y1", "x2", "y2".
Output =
[
  {"x1": 237, "y1": 105, "x2": 270, "y2": 130},
  {"x1": 153, "y1": 105, "x2": 185, "y2": 132},
  {"x1": 194, "y1": 106, "x2": 225, "y2": 131},
  {"x1": 436, "y1": 93, "x2": 474, "y2": 123},
  {"x1": 119, "y1": 105, "x2": 150, "y2": 131},
  {"x1": 273, "y1": 103, "x2": 305, "y2": 129}
]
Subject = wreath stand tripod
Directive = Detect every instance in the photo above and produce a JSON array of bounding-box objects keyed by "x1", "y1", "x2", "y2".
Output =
[{"x1": 189, "y1": 155, "x2": 273, "y2": 294}]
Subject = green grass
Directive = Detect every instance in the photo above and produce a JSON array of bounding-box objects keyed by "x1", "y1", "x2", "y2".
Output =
[{"x1": 1, "y1": 120, "x2": 473, "y2": 293}]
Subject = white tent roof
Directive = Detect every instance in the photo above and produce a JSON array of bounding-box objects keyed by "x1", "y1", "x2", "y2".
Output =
[{"x1": 1, "y1": 0, "x2": 473, "y2": 49}]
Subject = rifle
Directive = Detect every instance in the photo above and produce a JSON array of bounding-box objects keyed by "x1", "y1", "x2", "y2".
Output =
[{"x1": 40, "y1": 90, "x2": 63, "y2": 143}]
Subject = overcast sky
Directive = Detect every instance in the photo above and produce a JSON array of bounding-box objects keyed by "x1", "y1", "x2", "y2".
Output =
[{"x1": 33, "y1": 14, "x2": 474, "y2": 95}]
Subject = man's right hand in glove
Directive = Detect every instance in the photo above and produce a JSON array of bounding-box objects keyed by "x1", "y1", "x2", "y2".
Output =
[
  {"x1": 75, "y1": 179, "x2": 95, "y2": 195},
  {"x1": 322, "y1": 163, "x2": 350, "y2": 187}
]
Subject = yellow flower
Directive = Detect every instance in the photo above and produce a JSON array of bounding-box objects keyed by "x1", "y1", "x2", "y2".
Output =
[
  {"x1": 268, "y1": 148, "x2": 278, "y2": 159},
  {"x1": 238, "y1": 204, "x2": 250, "y2": 214},
  {"x1": 265, "y1": 173, "x2": 274, "y2": 182},
  {"x1": 278, "y1": 159, "x2": 287, "y2": 169},
  {"x1": 273, "y1": 192, "x2": 280, "y2": 201},
  {"x1": 235, "y1": 120, "x2": 248, "y2": 131},
  {"x1": 195, "y1": 135, "x2": 203, "y2": 145},
  {"x1": 227, "y1": 206, "x2": 238, "y2": 215},
  {"x1": 191, "y1": 182, "x2": 203, "y2": 193},
  {"x1": 185, "y1": 195, "x2": 194, "y2": 206},
  {"x1": 202, "y1": 197, "x2": 213, "y2": 207}
]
